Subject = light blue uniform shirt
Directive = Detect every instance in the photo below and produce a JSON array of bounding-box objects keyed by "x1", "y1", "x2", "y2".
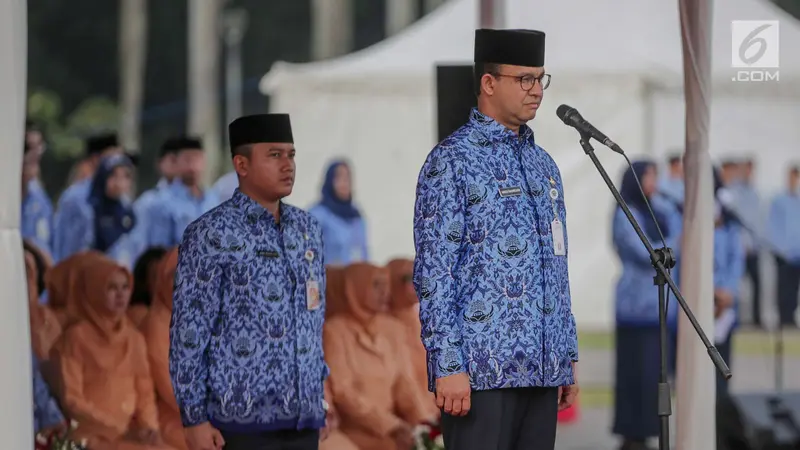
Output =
[
  {"x1": 308, "y1": 204, "x2": 368, "y2": 266},
  {"x1": 768, "y1": 191, "x2": 800, "y2": 262}
]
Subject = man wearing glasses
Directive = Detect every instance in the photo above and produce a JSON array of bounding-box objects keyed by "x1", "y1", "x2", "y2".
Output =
[{"x1": 413, "y1": 29, "x2": 579, "y2": 450}]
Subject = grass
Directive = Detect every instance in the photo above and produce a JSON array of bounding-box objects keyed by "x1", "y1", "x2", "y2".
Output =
[
  {"x1": 578, "y1": 329, "x2": 800, "y2": 356},
  {"x1": 574, "y1": 329, "x2": 800, "y2": 408}
]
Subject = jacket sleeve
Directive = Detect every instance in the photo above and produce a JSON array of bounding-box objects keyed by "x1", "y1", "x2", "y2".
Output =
[
  {"x1": 169, "y1": 222, "x2": 223, "y2": 427},
  {"x1": 557, "y1": 173, "x2": 579, "y2": 363},
  {"x1": 724, "y1": 226, "x2": 746, "y2": 293},
  {"x1": 413, "y1": 151, "x2": 468, "y2": 379},
  {"x1": 323, "y1": 324, "x2": 404, "y2": 437},
  {"x1": 612, "y1": 208, "x2": 652, "y2": 266},
  {"x1": 54, "y1": 200, "x2": 93, "y2": 262}
]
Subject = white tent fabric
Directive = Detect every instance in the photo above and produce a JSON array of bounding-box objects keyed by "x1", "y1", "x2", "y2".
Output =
[
  {"x1": 261, "y1": 0, "x2": 800, "y2": 330},
  {"x1": 0, "y1": 0, "x2": 33, "y2": 446},
  {"x1": 675, "y1": 0, "x2": 716, "y2": 448}
]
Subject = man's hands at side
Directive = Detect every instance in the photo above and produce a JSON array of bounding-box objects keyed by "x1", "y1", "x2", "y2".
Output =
[{"x1": 435, "y1": 372, "x2": 471, "y2": 416}]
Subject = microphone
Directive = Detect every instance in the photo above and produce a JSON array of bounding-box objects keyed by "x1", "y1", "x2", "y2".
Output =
[{"x1": 556, "y1": 104, "x2": 624, "y2": 155}]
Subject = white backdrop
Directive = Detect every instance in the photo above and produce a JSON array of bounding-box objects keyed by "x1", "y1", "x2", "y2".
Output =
[
  {"x1": 1, "y1": 0, "x2": 33, "y2": 446},
  {"x1": 263, "y1": 0, "x2": 800, "y2": 331}
]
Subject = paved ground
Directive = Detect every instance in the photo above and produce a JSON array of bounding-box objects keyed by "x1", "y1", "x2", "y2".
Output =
[{"x1": 552, "y1": 331, "x2": 800, "y2": 450}]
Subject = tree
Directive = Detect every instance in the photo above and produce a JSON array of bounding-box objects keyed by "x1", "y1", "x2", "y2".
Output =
[{"x1": 119, "y1": 0, "x2": 148, "y2": 151}]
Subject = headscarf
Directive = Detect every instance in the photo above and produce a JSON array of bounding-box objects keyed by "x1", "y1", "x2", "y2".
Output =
[
  {"x1": 23, "y1": 240, "x2": 50, "y2": 297},
  {"x1": 342, "y1": 263, "x2": 391, "y2": 327},
  {"x1": 619, "y1": 160, "x2": 669, "y2": 242},
  {"x1": 88, "y1": 154, "x2": 136, "y2": 252},
  {"x1": 151, "y1": 248, "x2": 178, "y2": 313},
  {"x1": 319, "y1": 160, "x2": 361, "y2": 220},
  {"x1": 324, "y1": 266, "x2": 348, "y2": 319},
  {"x1": 45, "y1": 251, "x2": 108, "y2": 321},
  {"x1": 76, "y1": 259, "x2": 133, "y2": 343},
  {"x1": 386, "y1": 259, "x2": 417, "y2": 311},
  {"x1": 130, "y1": 247, "x2": 167, "y2": 306}
]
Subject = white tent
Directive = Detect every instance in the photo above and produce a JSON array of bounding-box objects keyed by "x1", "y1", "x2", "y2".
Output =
[
  {"x1": 261, "y1": 0, "x2": 800, "y2": 330},
  {"x1": 0, "y1": 0, "x2": 33, "y2": 446}
]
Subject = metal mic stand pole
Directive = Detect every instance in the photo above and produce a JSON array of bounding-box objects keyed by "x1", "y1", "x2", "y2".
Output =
[{"x1": 576, "y1": 131, "x2": 731, "y2": 450}]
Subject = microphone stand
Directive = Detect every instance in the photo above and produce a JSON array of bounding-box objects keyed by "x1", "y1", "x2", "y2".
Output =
[{"x1": 576, "y1": 131, "x2": 731, "y2": 450}]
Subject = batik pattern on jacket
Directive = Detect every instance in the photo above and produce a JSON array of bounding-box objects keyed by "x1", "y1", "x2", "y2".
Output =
[
  {"x1": 413, "y1": 108, "x2": 578, "y2": 392},
  {"x1": 169, "y1": 190, "x2": 328, "y2": 433}
]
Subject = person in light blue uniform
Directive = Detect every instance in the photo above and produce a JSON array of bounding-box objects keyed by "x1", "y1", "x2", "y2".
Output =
[
  {"x1": 57, "y1": 154, "x2": 138, "y2": 268},
  {"x1": 611, "y1": 160, "x2": 681, "y2": 450},
  {"x1": 129, "y1": 136, "x2": 181, "y2": 256},
  {"x1": 658, "y1": 153, "x2": 684, "y2": 206},
  {"x1": 145, "y1": 136, "x2": 219, "y2": 248},
  {"x1": 711, "y1": 197, "x2": 745, "y2": 396},
  {"x1": 52, "y1": 133, "x2": 125, "y2": 262},
  {"x1": 170, "y1": 114, "x2": 330, "y2": 450},
  {"x1": 309, "y1": 160, "x2": 368, "y2": 266},
  {"x1": 768, "y1": 165, "x2": 800, "y2": 328},
  {"x1": 729, "y1": 158, "x2": 764, "y2": 327},
  {"x1": 414, "y1": 29, "x2": 578, "y2": 450},
  {"x1": 211, "y1": 169, "x2": 239, "y2": 202},
  {"x1": 21, "y1": 140, "x2": 54, "y2": 257}
]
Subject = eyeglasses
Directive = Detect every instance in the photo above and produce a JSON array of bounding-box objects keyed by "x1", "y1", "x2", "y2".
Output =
[{"x1": 492, "y1": 73, "x2": 551, "y2": 91}]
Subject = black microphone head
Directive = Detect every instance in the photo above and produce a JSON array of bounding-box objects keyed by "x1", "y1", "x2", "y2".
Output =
[{"x1": 556, "y1": 104, "x2": 579, "y2": 124}]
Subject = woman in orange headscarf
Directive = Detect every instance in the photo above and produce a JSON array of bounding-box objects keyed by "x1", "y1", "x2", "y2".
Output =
[
  {"x1": 323, "y1": 263, "x2": 434, "y2": 450},
  {"x1": 386, "y1": 258, "x2": 439, "y2": 419},
  {"x1": 45, "y1": 250, "x2": 109, "y2": 329},
  {"x1": 24, "y1": 241, "x2": 62, "y2": 362},
  {"x1": 324, "y1": 266, "x2": 347, "y2": 319},
  {"x1": 139, "y1": 249, "x2": 187, "y2": 450},
  {"x1": 57, "y1": 258, "x2": 173, "y2": 450}
]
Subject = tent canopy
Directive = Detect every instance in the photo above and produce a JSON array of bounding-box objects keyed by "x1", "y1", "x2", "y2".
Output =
[
  {"x1": 258, "y1": 0, "x2": 800, "y2": 330},
  {"x1": 263, "y1": 0, "x2": 800, "y2": 91}
]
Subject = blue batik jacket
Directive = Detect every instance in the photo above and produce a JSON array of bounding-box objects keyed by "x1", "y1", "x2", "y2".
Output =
[
  {"x1": 413, "y1": 108, "x2": 579, "y2": 392},
  {"x1": 169, "y1": 189, "x2": 328, "y2": 433}
]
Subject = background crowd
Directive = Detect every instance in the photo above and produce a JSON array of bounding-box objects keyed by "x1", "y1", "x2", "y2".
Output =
[{"x1": 16, "y1": 1, "x2": 800, "y2": 449}]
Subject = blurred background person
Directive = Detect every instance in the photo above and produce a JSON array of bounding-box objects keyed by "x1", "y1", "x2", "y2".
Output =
[
  {"x1": 611, "y1": 160, "x2": 681, "y2": 450},
  {"x1": 658, "y1": 152, "x2": 684, "y2": 205},
  {"x1": 768, "y1": 165, "x2": 800, "y2": 328},
  {"x1": 57, "y1": 154, "x2": 139, "y2": 268},
  {"x1": 728, "y1": 158, "x2": 764, "y2": 327},
  {"x1": 128, "y1": 246, "x2": 167, "y2": 327},
  {"x1": 143, "y1": 136, "x2": 218, "y2": 249},
  {"x1": 22, "y1": 140, "x2": 53, "y2": 258},
  {"x1": 52, "y1": 134, "x2": 125, "y2": 262},
  {"x1": 310, "y1": 160, "x2": 369, "y2": 266}
]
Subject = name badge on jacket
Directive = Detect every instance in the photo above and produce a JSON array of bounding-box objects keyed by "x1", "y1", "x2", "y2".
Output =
[
  {"x1": 552, "y1": 219, "x2": 566, "y2": 256},
  {"x1": 306, "y1": 280, "x2": 320, "y2": 310}
]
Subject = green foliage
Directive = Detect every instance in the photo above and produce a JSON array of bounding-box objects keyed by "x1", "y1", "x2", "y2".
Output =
[{"x1": 27, "y1": 89, "x2": 119, "y2": 159}]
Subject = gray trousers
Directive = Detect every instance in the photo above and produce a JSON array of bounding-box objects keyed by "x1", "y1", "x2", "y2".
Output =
[
  {"x1": 440, "y1": 387, "x2": 559, "y2": 450},
  {"x1": 220, "y1": 428, "x2": 319, "y2": 450}
]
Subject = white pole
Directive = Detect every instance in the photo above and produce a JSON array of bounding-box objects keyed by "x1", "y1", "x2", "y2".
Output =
[
  {"x1": 223, "y1": 8, "x2": 248, "y2": 134},
  {"x1": 311, "y1": 0, "x2": 354, "y2": 60},
  {"x1": 188, "y1": 0, "x2": 223, "y2": 184},
  {"x1": 675, "y1": 0, "x2": 716, "y2": 448},
  {"x1": 0, "y1": 0, "x2": 32, "y2": 448},
  {"x1": 386, "y1": 0, "x2": 418, "y2": 37}
]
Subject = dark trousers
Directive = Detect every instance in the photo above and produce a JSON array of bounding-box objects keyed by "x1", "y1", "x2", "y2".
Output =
[
  {"x1": 776, "y1": 257, "x2": 800, "y2": 326},
  {"x1": 221, "y1": 429, "x2": 319, "y2": 450},
  {"x1": 440, "y1": 387, "x2": 558, "y2": 450},
  {"x1": 613, "y1": 326, "x2": 663, "y2": 441},
  {"x1": 716, "y1": 329, "x2": 733, "y2": 397},
  {"x1": 745, "y1": 254, "x2": 762, "y2": 325}
]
